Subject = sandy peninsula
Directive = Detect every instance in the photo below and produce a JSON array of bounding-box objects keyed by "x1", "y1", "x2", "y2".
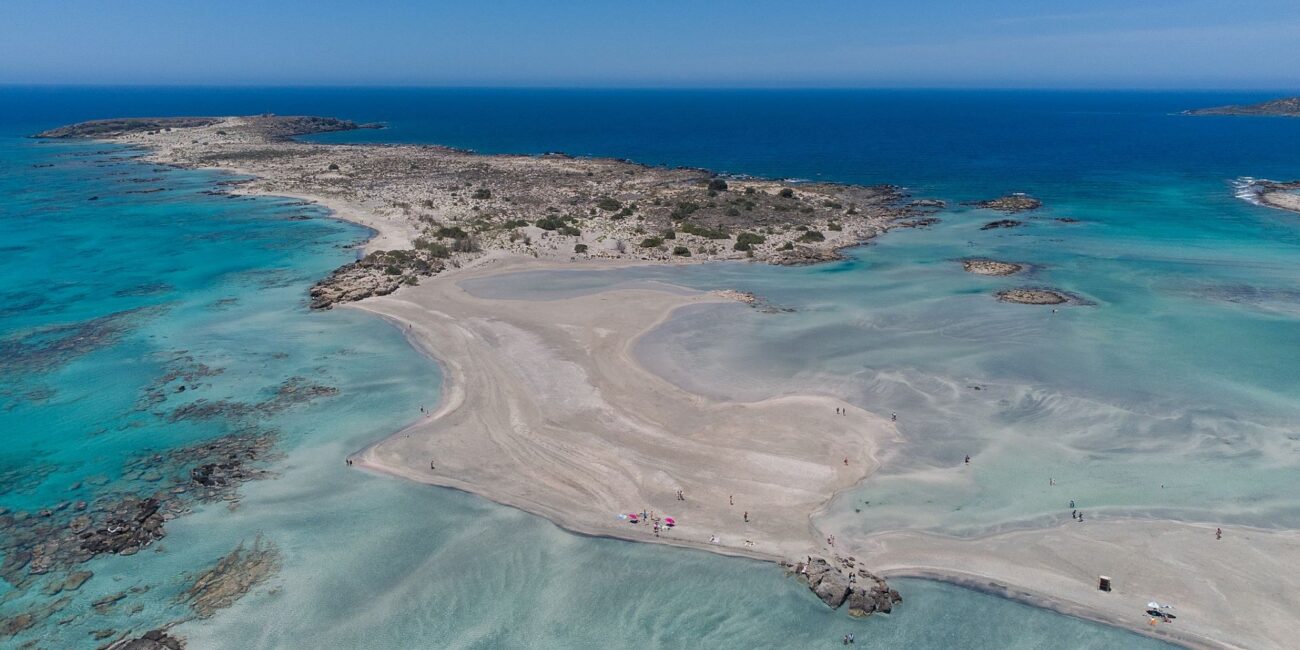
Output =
[
  {"x1": 351, "y1": 253, "x2": 895, "y2": 565},
  {"x1": 41, "y1": 115, "x2": 1300, "y2": 649}
]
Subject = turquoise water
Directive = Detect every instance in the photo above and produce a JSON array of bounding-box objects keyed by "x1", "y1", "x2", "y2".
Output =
[{"x1": 8, "y1": 86, "x2": 1293, "y2": 648}]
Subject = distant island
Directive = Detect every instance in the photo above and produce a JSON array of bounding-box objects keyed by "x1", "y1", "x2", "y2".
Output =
[{"x1": 1184, "y1": 96, "x2": 1300, "y2": 117}]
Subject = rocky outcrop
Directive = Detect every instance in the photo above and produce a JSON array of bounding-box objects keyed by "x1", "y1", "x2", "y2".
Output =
[
  {"x1": 996, "y1": 288, "x2": 1070, "y2": 305},
  {"x1": 962, "y1": 259, "x2": 1023, "y2": 276},
  {"x1": 309, "y1": 249, "x2": 447, "y2": 309},
  {"x1": 1186, "y1": 97, "x2": 1300, "y2": 117},
  {"x1": 968, "y1": 194, "x2": 1042, "y2": 213},
  {"x1": 785, "y1": 556, "x2": 902, "y2": 616}
]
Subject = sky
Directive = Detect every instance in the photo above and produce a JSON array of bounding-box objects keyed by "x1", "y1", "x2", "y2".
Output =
[{"x1": 3, "y1": 0, "x2": 1300, "y2": 89}]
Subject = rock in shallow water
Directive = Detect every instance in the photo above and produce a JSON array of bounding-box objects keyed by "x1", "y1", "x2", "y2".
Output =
[
  {"x1": 996, "y1": 288, "x2": 1070, "y2": 305},
  {"x1": 787, "y1": 556, "x2": 902, "y2": 616}
]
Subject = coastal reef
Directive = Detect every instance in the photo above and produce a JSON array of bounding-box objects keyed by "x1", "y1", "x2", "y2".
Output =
[
  {"x1": 39, "y1": 115, "x2": 934, "y2": 309},
  {"x1": 966, "y1": 193, "x2": 1041, "y2": 213},
  {"x1": 1185, "y1": 96, "x2": 1300, "y2": 117},
  {"x1": 786, "y1": 556, "x2": 902, "y2": 617},
  {"x1": 961, "y1": 259, "x2": 1023, "y2": 276}
]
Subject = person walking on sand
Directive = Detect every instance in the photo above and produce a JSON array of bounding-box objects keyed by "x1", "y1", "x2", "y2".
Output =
[
  {"x1": 430, "y1": 460, "x2": 435, "y2": 470},
  {"x1": 891, "y1": 412, "x2": 897, "y2": 422},
  {"x1": 1216, "y1": 527, "x2": 1222, "y2": 540},
  {"x1": 843, "y1": 457, "x2": 849, "y2": 465},
  {"x1": 743, "y1": 511, "x2": 749, "y2": 523},
  {"x1": 729, "y1": 495, "x2": 734, "y2": 506},
  {"x1": 965, "y1": 455, "x2": 970, "y2": 464}
]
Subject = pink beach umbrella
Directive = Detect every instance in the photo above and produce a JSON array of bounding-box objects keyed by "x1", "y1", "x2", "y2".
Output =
[{"x1": 664, "y1": 517, "x2": 676, "y2": 526}]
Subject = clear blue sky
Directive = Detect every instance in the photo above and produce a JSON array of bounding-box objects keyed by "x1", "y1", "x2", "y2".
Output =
[{"x1": 3, "y1": 0, "x2": 1299, "y2": 88}]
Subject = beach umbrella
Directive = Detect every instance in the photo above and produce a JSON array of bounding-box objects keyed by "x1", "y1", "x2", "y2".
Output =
[
  {"x1": 1147, "y1": 602, "x2": 1161, "y2": 609},
  {"x1": 664, "y1": 517, "x2": 676, "y2": 526}
]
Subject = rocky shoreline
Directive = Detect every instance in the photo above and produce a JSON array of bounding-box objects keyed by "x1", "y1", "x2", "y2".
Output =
[{"x1": 1238, "y1": 178, "x2": 1300, "y2": 214}]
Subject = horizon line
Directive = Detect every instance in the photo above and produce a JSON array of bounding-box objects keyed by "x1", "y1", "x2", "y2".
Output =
[{"x1": 2, "y1": 82, "x2": 1298, "y2": 94}]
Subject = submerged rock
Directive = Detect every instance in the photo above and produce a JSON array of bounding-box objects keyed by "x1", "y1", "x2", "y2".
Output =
[
  {"x1": 980, "y1": 219, "x2": 1022, "y2": 230},
  {"x1": 104, "y1": 628, "x2": 185, "y2": 650},
  {"x1": 996, "y1": 288, "x2": 1071, "y2": 305},
  {"x1": 180, "y1": 537, "x2": 279, "y2": 619},
  {"x1": 962, "y1": 259, "x2": 1023, "y2": 276}
]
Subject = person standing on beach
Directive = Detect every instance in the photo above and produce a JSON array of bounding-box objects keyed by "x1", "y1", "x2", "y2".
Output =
[
  {"x1": 1216, "y1": 527, "x2": 1223, "y2": 540},
  {"x1": 743, "y1": 511, "x2": 749, "y2": 522}
]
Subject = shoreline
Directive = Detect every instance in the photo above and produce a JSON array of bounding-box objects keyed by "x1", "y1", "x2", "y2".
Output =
[{"x1": 62, "y1": 121, "x2": 1299, "y2": 648}]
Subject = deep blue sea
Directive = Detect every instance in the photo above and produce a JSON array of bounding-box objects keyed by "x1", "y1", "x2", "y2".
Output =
[{"x1": 4, "y1": 86, "x2": 1298, "y2": 648}]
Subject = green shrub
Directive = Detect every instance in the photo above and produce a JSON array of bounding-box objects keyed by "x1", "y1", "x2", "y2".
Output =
[
  {"x1": 778, "y1": 188, "x2": 794, "y2": 198},
  {"x1": 574, "y1": 243, "x2": 588, "y2": 253},
  {"x1": 672, "y1": 246, "x2": 691, "y2": 256},
  {"x1": 596, "y1": 197, "x2": 622, "y2": 211},
  {"x1": 558, "y1": 225, "x2": 581, "y2": 237},
  {"x1": 535, "y1": 216, "x2": 566, "y2": 230},
  {"x1": 413, "y1": 237, "x2": 451, "y2": 258},
  {"x1": 828, "y1": 222, "x2": 842, "y2": 231},
  {"x1": 781, "y1": 241, "x2": 794, "y2": 250},
  {"x1": 662, "y1": 229, "x2": 676, "y2": 239},
  {"x1": 708, "y1": 178, "x2": 729, "y2": 191},
  {"x1": 725, "y1": 207, "x2": 740, "y2": 217},
  {"x1": 639, "y1": 237, "x2": 664, "y2": 248},
  {"x1": 472, "y1": 188, "x2": 491, "y2": 200},
  {"x1": 798, "y1": 230, "x2": 825, "y2": 243},
  {"x1": 679, "y1": 222, "x2": 729, "y2": 239},
  {"x1": 435, "y1": 226, "x2": 469, "y2": 239},
  {"x1": 734, "y1": 231, "x2": 766, "y2": 251}
]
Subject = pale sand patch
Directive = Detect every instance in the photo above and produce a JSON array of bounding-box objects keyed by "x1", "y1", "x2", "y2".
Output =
[{"x1": 350, "y1": 255, "x2": 898, "y2": 563}]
